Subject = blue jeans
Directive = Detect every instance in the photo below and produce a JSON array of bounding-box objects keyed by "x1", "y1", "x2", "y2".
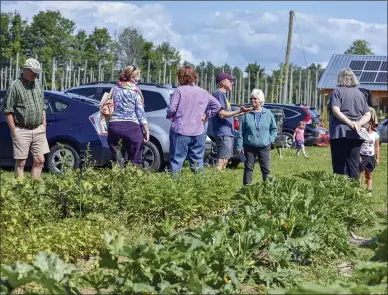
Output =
[{"x1": 169, "y1": 130, "x2": 206, "y2": 174}]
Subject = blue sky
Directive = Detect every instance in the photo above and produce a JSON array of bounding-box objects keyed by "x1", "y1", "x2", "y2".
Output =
[
  {"x1": 139, "y1": 1, "x2": 387, "y2": 24},
  {"x1": 2, "y1": 1, "x2": 387, "y2": 71}
]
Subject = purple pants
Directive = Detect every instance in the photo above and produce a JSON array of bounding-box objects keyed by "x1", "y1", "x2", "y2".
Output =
[{"x1": 107, "y1": 121, "x2": 144, "y2": 167}]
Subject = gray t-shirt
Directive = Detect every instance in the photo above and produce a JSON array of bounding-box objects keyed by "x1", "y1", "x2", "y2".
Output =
[{"x1": 329, "y1": 86, "x2": 369, "y2": 140}]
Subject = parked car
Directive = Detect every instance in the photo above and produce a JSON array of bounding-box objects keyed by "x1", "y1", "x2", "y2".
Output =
[
  {"x1": 376, "y1": 118, "x2": 388, "y2": 144},
  {"x1": 206, "y1": 104, "x2": 286, "y2": 168},
  {"x1": 264, "y1": 103, "x2": 329, "y2": 148},
  {"x1": 0, "y1": 90, "x2": 111, "y2": 173},
  {"x1": 66, "y1": 82, "x2": 213, "y2": 171}
]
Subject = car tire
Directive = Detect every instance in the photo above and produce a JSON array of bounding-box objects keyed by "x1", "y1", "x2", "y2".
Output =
[
  {"x1": 143, "y1": 141, "x2": 162, "y2": 171},
  {"x1": 281, "y1": 132, "x2": 294, "y2": 149},
  {"x1": 46, "y1": 143, "x2": 80, "y2": 174}
]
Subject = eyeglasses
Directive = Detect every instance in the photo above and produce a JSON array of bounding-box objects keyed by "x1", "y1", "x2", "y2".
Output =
[{"x1": 250, "y1": 97, "x2": 258, "y2": 100}]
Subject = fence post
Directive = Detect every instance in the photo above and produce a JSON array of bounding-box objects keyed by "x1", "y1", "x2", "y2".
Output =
[
  {"x1": 15, "y1": 52, "x2": 20, "y2": 78},
  {"x1": 147, "y1": 59, "x2": 150, "y2": 83}
]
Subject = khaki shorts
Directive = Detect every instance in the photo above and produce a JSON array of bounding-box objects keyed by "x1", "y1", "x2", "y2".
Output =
[{"x1": 11, "y1": 125, "x2": 50, "y2": 159}]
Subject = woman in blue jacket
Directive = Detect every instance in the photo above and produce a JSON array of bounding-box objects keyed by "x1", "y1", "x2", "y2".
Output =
[{"x1": 236, "y1": 89, "x2": 278, "y2": 185}]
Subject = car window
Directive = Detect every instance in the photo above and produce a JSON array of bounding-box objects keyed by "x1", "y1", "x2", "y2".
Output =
[
  {"x1": 142, "y1": 90, "x2": 167, "y2": 112},
  {"x1": 101, "y1": 87, "x2": 114, "y2": 101},
  {"x1": 282, "y1": 108, "x2": 300, "y2": 119},
  {"x1": 49, "y1": 97, "x2": 70, "y2": 113},
  {"x1": 68, "y1": 88, "x2": 96, "y2": 100},
  {"x1": 43, "y1": 96, "x2": 53, "y2": 114}
]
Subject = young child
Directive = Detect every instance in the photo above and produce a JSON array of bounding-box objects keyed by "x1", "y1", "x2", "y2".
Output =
[
  {"x1": 293, "y1": 121, "x2": 308, "y2": 157},
  {"x1": 360, "y1": 121, "x2": 380, "y2": 194}
]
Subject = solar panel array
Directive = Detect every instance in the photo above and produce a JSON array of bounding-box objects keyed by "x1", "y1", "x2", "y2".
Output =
[{"x1": 349, "y1": 60, "x2": 388, "y2": 84}]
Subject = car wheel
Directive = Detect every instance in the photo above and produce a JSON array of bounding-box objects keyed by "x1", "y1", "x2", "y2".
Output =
[
  {"x1": 46, "y1": 143, "x2": 80, "y2": 174},
  {"x1": 143, "y1": 141, "x2": 162, "y2": 171},
  {"x1": 281, "y1": 132, "x2": 294, "y2": 149}
]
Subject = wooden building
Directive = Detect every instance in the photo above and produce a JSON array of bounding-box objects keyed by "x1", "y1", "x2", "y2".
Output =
[{"x1": 318, "y1": 54, "x2": 388, "y2": 115}]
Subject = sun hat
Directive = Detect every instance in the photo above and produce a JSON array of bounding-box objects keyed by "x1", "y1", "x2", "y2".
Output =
[{"x1": 23, "y1": 58, "x2": 42, "y2": 74}]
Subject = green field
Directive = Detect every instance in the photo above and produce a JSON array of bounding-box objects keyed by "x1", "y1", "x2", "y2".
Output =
[{"x1": 1, "y1": 145, "x2": 387, "y2": 294}]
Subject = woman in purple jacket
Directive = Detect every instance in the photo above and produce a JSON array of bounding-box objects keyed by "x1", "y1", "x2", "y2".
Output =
[{"x1": 166, "y1": 66, "x2": 248, "y2": 174}]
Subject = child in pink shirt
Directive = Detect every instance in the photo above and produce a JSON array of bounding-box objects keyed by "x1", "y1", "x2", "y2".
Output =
[{"x1": 293, "y1": 121, "x2": 308, "y2": 157}]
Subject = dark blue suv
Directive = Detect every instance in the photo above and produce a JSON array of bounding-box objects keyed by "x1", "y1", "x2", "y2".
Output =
[{"x1": 264, "y1": 103, "x2": 329, "y2": 148}]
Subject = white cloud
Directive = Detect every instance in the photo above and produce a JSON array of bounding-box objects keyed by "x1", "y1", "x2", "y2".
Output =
[{"x1": 2, "y1": 1, "x2": 387, "y2": 71}]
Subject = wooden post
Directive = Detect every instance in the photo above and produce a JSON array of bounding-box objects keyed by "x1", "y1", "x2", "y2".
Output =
[
  {"x1": 163, "y1": 57, "x2": 167, "y2": 84},
  {"x1": 241, "y1": 71, "x2": 245, "y2": 105},
  {"x1": 147, "y1": 59, "x2": 150, "y2": 83},
  {"x1": 248, "y1": 71, "x2": 251, "y2": 96},
  {"x1": 315, "y1": 69, "x2": 319, "y2": 108},
  {"x1": 64, "y1": 64, "x2": 68, "y2": 89},
  {"x1": 288, "y1": 66, "x2": 293, "y2": 104},
  {"x1": 158, "y1": 68, "x2": 161, "y2": 84},
  {"x1": 283, "y1": 11, "x2": 295, "y2": 104},
  {"x1": 0, "y1": 68, "x2": 3, "y2": 90},
  {"x1": 264, "y1": 74, "x2": 268, "y2": 97},
  {"x1": 77, "y1": 67, "x2": 81, "y2": 86},
  {"x1": 298, "y1": 68, "x2": 302, "y2": 104},
  {"x1": 169, "y1": 69, "x2": 172, "y2": 85},
  {"x1": 306, "y1": 69, "x2": 310, "y2": 105},
  {"x1": 9, "y1": 58, "x2": 13, "y2": 82},
  {"x1": 15, "y1": 52, "x2": 20, "y2": 78},
  {"x1": 230, "y1": 68, "x2": 233, "y2": 102},
  {"x1": 5, "y1": 66, "x2": 8, "y2": 89},
  {"x1": 271, "y1": 74, "x2": 275, "y2": 103},
  {"x1": 200, "y1": 67, "x2": 204, "y2": 88},
  {"x1": 98, "y1": 60, "x2": 101, "y2": 81},
  {"x1": 51, "y1": 57, "x2": 56, "y2": 91},
  {"x1": 211, "y1": 65, "x2": 215, "y2": 94},
  {"x1": 256, "y1": 71, "x2": 260, "y2": 89},
  {"x1": 61, "y1": 70, "x2": 64, "y2": 91},
  {"x1": 83, "y1": 60, "x2": 88, "y2": 84},
  {"x1": 69, "y1": 59, "x2": 72, "y2": 87},
  {"x1": 204, "y1": 72, "x2": 208, "y2": 91}
]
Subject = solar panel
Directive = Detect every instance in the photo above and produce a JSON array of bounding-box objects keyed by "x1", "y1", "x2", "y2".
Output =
[
  {"x1": 364, "y1": 61, "x2": 382, "y2": 71},
  {"x1": 353, "y1": 70, "x2": 362, "y2": 76},
  {"x1": 349, "y1": 60, "x2": 365, "y2": 71},
  {"x1": 375, "y1": 72, "x2": 387, "y2": 84},
  {"x1": 359, "y1": 72, "x2": 377, "y2": 83},
  {"x1": 379, "y1": 61, "x2": 387, "y2": 72}
]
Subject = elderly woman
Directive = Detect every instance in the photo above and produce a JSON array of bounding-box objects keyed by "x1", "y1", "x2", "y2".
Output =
[
  {"x1": 236, "y1": 89, "x2": 278, "y2": 185},
  {"x1": 108, "y1": 65, "x2": 150, "y2": 168},
  {"x1": 167, "y1": 66, "x2": 248, "y2": 174},
  {"x1": 329, "y1": 68, "x2": 371, "y2": 179}
]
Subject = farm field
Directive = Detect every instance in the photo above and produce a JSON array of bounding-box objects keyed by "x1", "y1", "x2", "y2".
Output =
[{"x1": 1, "y1": 145, "x2": 387, "y2": 294}]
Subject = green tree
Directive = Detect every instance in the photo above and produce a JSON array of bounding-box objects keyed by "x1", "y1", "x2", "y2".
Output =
[
  {"x1": 0, "y1": 11, "x2": 28, "y2": 65},
  {"x1": 115, "y1": 26, "x2": 145, "y2": 69},
  {"x1": 24, "y1": 10, "x2": 76, "y2": 67},
  {"x1": 344, "y1": 40, "x2": 374, "y2": 55},
  {"x1": 85, "y1": 27, "x2": 115, "y2": 70}
]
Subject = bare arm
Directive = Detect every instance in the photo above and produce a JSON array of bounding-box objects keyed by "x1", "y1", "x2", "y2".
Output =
[
  {"x1": 5, "y1": 113, "x2": 16, "y2": 133},
  {"x1": 331, "y1": 106, "x2": 354, "y2": 127},
  {"x1": 219, "y1": 109, "x2": 243, "y2": 119},
  {"x1": 42, "y1": 110, "x2": 46, "y2": 127},
  {"x1": 358, "y1": 112, "x2": 371, "y2": 127},
  {"x1": 375, "y1": 138, "x2": 380, "y2": 165}
]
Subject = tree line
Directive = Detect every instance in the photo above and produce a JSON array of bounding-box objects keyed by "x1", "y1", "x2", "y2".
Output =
[{"x1": 0, "y1": 10, "x2": 375, "y2": 106}]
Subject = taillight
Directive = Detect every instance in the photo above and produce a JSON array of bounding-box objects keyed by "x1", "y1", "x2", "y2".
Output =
[
  {"x1": 234, "y1": 119, "x2": 239, "y2": 131},
  {"x1": 89, "y1": 115, "x2": 108, "y2": 136},
  {"x1": 301, "y1": 108, "x2": 312, "y2": 124}
]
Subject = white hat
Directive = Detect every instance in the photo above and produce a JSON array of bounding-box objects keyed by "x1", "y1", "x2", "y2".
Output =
[{"x1": 23, "y1": 58, "x2": 42, "y2": 74}]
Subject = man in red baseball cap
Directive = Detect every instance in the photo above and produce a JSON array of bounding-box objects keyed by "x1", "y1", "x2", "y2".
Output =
[{"x1": 212, "y1": 72, "x2": 237, "y2": 171}]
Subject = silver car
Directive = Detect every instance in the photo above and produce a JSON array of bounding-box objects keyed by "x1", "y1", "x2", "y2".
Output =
[{"x1": 66, "y1": 82, "x2": 213, "y2": 171}]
